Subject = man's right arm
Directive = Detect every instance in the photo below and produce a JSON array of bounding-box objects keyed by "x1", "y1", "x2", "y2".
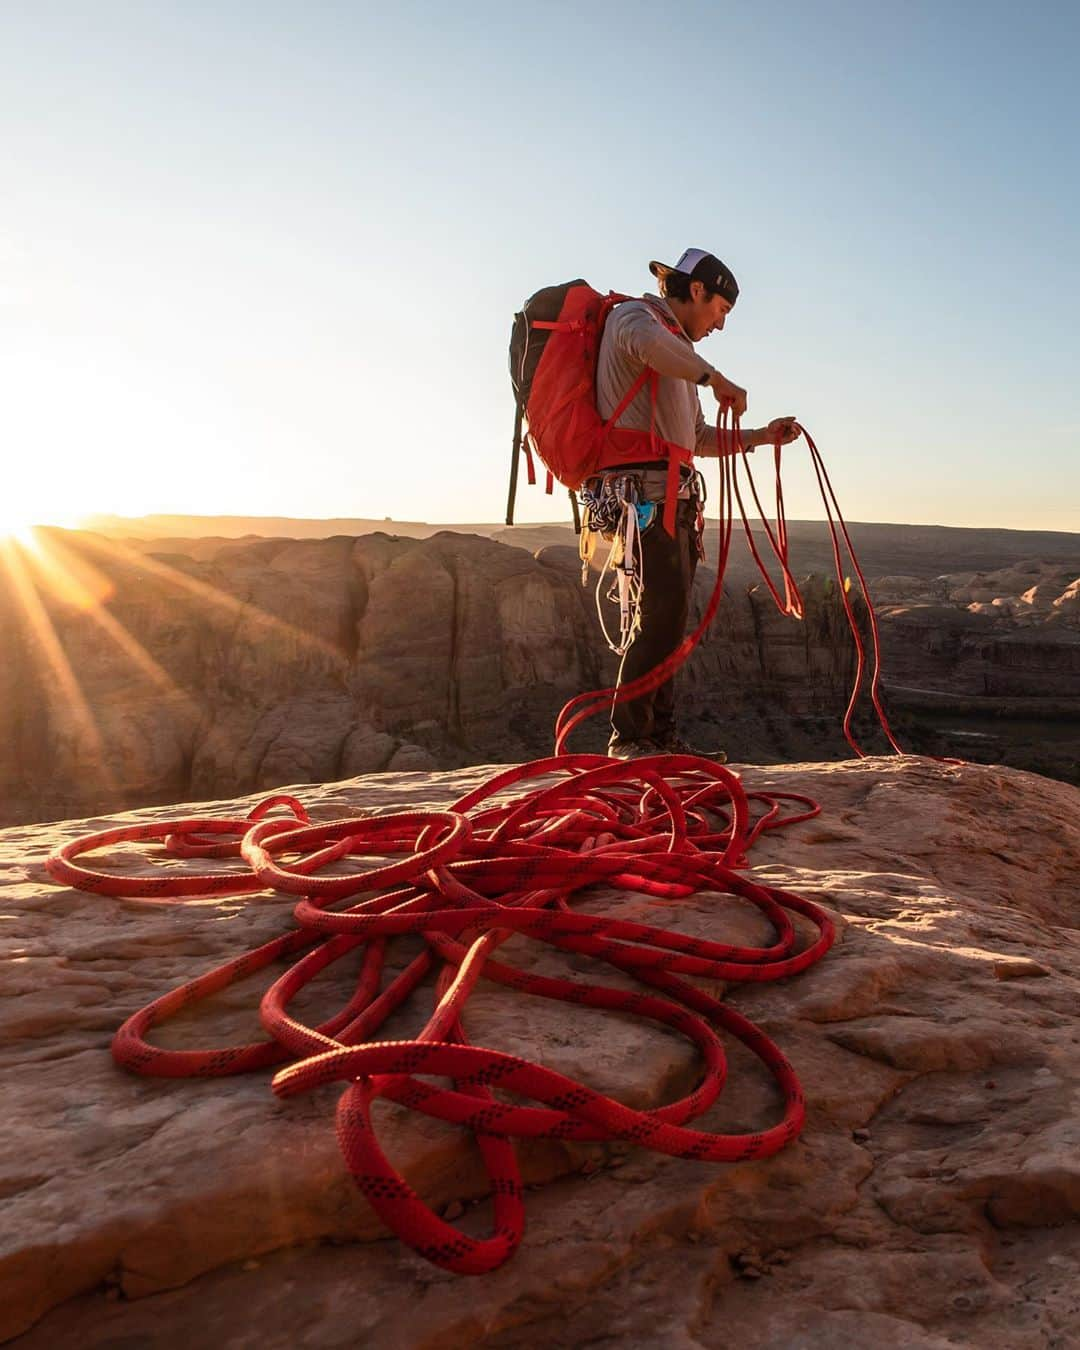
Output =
[
  {"x1": 612, "y1": 305, "x2": 747, "y2": 418},
  {"x1": 610, "y1": 304, "x2": 712, "y2": 383}
]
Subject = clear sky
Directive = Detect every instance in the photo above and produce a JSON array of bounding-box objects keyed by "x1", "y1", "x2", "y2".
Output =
[{"x1": 1, "y1": 0, "x2": 1077, "y2": 532}]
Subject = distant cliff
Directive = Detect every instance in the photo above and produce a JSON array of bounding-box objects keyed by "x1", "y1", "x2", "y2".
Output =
[
  {"x1": 1, "y1": 528, "x2": 1077, "y2": 827},
  {"x1": 86, "y1": 509, "x2": 1080, "y2": 579}
]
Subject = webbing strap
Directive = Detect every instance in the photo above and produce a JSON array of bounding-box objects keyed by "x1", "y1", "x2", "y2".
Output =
[
  {"x1": 531, "y1": 319, "x2": 584, "y2": 333},
  {"x1": 603, "y1": 367, "x2": 651, "y2": 434},
  {"x1": 601, "y1": 367, "x2": 688, "y2": 537},
  {"x1": 531, "y1": 301, "x2": 692, "y2": 535}
]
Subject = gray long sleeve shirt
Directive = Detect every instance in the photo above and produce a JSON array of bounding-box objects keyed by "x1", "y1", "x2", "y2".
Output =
[{"x1": 595, "y1": 294, "x2": 718, "y2": 461}]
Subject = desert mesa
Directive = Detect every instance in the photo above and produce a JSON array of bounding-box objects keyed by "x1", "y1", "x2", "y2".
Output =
[{"x1": 1, "y1": 513, "x2": 1078, "y2": 829}]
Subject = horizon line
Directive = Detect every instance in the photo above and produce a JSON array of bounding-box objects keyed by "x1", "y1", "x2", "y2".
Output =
[{"x1": 71, "y1": 511, "x2": 1080, "y2": 540}]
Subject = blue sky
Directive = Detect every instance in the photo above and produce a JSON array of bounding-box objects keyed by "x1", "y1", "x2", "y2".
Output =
[{"x1": 1, "y1": 0, "x2": 1077, "y2": 530}]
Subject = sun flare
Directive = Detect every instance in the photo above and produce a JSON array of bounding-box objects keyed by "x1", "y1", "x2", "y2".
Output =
[
  {"x1": 0, "y1": 489, "x2": 39, "y2": 539},
  {"x1": 0, "y1": 516, "x2": 39, "y2": 549},
  {"x1": 0, "y1": 498, "x2": 82, "y2": 546}
]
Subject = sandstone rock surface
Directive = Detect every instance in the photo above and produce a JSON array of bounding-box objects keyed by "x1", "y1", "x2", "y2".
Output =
[{"x1": 2, "y1": 756, "x2": 1079, "y2": 1347}]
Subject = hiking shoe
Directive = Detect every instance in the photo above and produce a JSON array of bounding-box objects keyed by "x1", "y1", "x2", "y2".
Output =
[
  {"x1": 652, "y1": 731, "x2": 728, "y2": 763},
  {"x1": 606, "y1": 739, "x2": 660, "y2": 761}
]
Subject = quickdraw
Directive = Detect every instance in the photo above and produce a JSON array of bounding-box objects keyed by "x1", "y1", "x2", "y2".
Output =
[
  {"x1": 578, "y1": 472, "x2": 649, "y2": 656},
  {"x1": 578, "y1": 470, "x2": 706, "y2": 657}
]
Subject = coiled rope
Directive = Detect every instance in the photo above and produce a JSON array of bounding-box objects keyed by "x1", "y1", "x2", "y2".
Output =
[{"x1": 43, "y1": 419, "x2": 898, "y2": 1275}]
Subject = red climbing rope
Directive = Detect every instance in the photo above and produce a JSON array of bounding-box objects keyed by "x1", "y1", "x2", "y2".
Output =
[
  {"x1": 556, "y1": 414, "x2": 903, "y2": 756},
  {"x1": 46, "y1": 758, "x2": 831, "y2": 1273},
  {"x1": 42, "y1": 420, "x2": 902, "y2": 1275}
]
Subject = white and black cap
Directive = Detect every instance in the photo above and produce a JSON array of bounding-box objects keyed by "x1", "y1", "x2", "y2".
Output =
[{"x1": 649, "y1": 248, "x2": 739, "y2": 305}]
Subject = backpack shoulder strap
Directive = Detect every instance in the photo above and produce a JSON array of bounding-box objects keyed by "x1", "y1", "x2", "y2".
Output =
[{"x1": 638, "y1": 294, "x2": 686, "y2": 337}]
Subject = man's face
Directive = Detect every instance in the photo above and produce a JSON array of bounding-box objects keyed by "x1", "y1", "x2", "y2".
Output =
[{"x1": 686, "y1": 282, "x2": 733, "y2": 341}]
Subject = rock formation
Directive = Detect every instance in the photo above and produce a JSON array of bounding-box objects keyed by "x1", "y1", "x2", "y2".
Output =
[
  {"x1": 2, "y1": 755, "x2": 1079, "y2": 1346},
  {"x1": 87, "y1": 511, "x2": 1080, "y2": 583},
  {"x1": 875, "y1": 560, "x2": 1080, "y2": 784},
  {"x1": 2, "y1": 526, "x2": 1077, "y2": 831},
  {"x1": 0, "y1": 530, "x2": 864, "y2": 828}
]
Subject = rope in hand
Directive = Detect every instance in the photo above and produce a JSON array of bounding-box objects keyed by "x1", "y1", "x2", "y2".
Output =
[
  {"x1": 42, "y1": 421, "x2": 894, "y2": 1275},
  {"x1": 556, "y1": 413, "x2": 904, "y2": 756}
]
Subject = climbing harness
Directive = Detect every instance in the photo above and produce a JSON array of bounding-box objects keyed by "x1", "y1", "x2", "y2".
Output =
[{"x1": 42, "y1": 415, "x2": 905, "y2": 1279}]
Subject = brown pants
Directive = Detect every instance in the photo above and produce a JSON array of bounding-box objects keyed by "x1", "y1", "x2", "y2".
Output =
[{"x1": 609, "y1": 500, "x2": 699, "y2": 748}]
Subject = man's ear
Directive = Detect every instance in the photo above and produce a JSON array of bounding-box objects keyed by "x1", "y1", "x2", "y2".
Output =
[{"x1": 689, "y1": 280, "x2": 705, "y2": 304}]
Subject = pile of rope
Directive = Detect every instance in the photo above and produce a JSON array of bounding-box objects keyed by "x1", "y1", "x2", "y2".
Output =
[
  {"x1": 43, "y1": 419, "x2": 897, "y2": 1274},
  {"x1": 46, "y1": 761, "x2": 832, "y2": 1274}
]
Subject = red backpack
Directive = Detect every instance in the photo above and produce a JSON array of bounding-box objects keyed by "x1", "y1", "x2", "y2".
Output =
[{"x1": 506, "y1": 280, "x2": 693, "y2": 535}]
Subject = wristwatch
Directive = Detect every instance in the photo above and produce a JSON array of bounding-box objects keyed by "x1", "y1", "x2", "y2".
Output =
[{"x1": 696, "y1": 369, "x2": 712, "y2": 386}]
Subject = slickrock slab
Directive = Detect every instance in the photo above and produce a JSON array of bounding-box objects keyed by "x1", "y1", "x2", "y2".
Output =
[{"x1": 2, "y1": 757, "x2": 1079, "y2": 1347}]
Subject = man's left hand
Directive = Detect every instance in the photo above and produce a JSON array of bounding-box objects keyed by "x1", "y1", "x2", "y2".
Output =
[{"x1": 767, "y1": 416, "x2": 800, "y2": 445}]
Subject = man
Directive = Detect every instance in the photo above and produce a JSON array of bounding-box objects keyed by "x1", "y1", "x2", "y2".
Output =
[{"x1": 595, "y1": 247, "x2": 800, "y2": 760}]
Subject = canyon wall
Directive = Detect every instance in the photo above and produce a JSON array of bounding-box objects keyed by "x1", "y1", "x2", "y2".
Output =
[{"x1": 1, "y1": 528, "x2": 1076, "y2": 828}]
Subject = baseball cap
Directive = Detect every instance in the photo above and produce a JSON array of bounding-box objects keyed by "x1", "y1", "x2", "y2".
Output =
[{"x1": 648, "y1": 248, "x2": 739, "y2": 305}]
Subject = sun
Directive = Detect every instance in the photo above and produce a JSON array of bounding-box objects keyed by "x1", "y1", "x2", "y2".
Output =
[
  {"x1": 0, "y1": 513, "x2": 39, "y2": 549},
  {"x1": 0, "y1": 460, "x2": 90, "y2": 541},
  {"x1": 0, "y1": 498, "x2": 81, "y2": 546},
  {"x1": 0, "y1": 485, "x2": 39, "y2": 539}
]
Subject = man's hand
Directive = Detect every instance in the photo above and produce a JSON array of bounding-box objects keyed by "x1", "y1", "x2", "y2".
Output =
[
  {"x1": 766, "y1": 416, "x2": 800, "y2": 445},
  {"x1": 707, "y1": 370, "x2": 747, "y2": 419}
]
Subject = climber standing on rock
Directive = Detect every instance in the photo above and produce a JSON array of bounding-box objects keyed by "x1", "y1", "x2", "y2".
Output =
[
  {"x1": 508, "y1": 247, "x2": 802, "y2": 761},
  {"x1": 594, "y1": 248, "x2": 800, "y2": 760}
]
